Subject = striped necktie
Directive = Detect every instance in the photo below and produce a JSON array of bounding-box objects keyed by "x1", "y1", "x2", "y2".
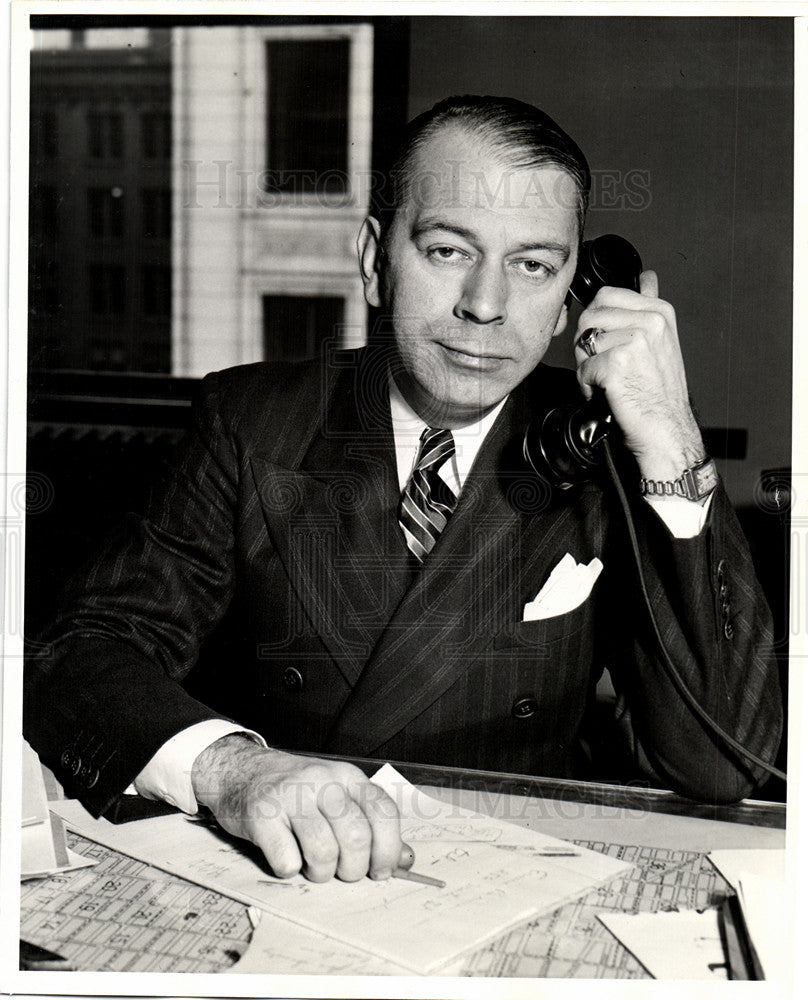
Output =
[{"x1": 398, "y1": 428, "x2": 458, "y2": 563}]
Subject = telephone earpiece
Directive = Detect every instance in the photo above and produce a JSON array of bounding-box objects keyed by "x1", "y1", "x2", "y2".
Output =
[{"x1": 523, "y1": 234, "x2": 643, "y2": 489}]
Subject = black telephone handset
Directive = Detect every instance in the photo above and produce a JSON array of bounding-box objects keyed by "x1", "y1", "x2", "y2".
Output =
[{"x1": 523, "y1": 234, "x2": 643, "y2": 489}]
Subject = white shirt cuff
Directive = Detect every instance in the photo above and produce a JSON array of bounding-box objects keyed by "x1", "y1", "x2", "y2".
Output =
[
  {"x1": 643, "y1": 491, "x2": 714, "y2": 539},
  {"x1": 126, "y1": 719, "x2": 266, "y2": 814}
]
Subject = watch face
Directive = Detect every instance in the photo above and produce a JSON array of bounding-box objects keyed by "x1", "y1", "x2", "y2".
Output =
[{"x1": 694, "y1": 461, "x2": 718, "y2": 495}]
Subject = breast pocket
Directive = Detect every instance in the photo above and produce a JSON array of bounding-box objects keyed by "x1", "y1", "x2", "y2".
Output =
[{"x1": 491, "y1": 600, "x2": 590, "y2": 661}]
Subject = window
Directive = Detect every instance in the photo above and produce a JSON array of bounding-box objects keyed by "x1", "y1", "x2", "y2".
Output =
[
  {"x1": 88, "y1": 188, "x2": 124, "y2": 238},
  {"x1": 88, "y1": 112, "x2": 123, "y2": 159},
  {"x1": 141, "y1": 188, "x2": 171, "y2": 239},
  {"x1": 89, "y1": 265, "x2": 126, "y2": 315},
  {"x1": 141, "y1": 111, "x2": 172, "y2": 161},
  {"x1": 142, "y1": 265, "x2": 172, "y2": 318},
  {"x1": 265, "y1": 39, "x2": 350, "y2": 194},
  {"x1": 262, "y1": 295, "x2": 344, "y2": 363}
]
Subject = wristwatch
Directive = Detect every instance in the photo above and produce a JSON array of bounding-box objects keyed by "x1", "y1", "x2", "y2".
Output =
[{"x1": 639, "y1": 456, "x2": 718, "y2": 502}]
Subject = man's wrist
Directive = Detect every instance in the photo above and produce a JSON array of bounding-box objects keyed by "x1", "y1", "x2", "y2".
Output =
[
  {"x1": 132, "y1": 720, "x2": 266, "y2": 814},
  {"x1": 190, "y1": 732, "x2": 268, "y2": 810},
  {"x1": 639, "y1": 456, "x2": 717, "y2": 504}
]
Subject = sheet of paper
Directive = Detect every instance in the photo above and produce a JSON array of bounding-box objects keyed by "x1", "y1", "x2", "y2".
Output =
[
  {"x1": 738, "y1": 873, "x2": 787, "y2": 981},
  {"x1": 708, "y1": 847, "x2": 785, "y2": 890},
  {"x1": 51, "y1": 764, "x2": 631, "y2": 974},
  {"x1": 598, "y1": 909, "x2": 728, "y2": 980},
  {"x1": 230, "y1": 910, "x2": 413, "y2": 975},
  {"x1": 708, "y1": 848, "x2": 786, "y2": 980}
]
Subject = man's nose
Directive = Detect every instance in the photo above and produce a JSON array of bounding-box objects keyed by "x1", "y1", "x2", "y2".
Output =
[{"x1": 453, "y1": 261, "x2": 507, "y2": 325}]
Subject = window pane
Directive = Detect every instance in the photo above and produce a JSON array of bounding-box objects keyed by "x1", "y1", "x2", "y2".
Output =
[
  {"x1": 90, "y1": 265, "x2": 126, "y2": 315},
  {"x1": 142, "y1": 188, "x2": 171, "y2": 239},
  {"x1": 141, "y1": 111, "x2": 171, "y2": 160},
  {"x1": 262, "y1": 295, "x2": 344, "y2": 362},
  {"x1": 88, "y1": 113, "x2": 124, "y2": 160},
  {"x1": 142, "y1": 265, "x2": 172, "y2": 317},
  {"x1": 265, "y1": 39, "x2": 349, "y2": 194},
  {"x1": 88, "y1": 188, "x2": 124, "y2": 238}
]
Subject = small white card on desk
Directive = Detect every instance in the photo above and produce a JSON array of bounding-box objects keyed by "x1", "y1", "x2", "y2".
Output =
[{"x1": 523, "y1": 553, "x2": 603, "y2": 621}]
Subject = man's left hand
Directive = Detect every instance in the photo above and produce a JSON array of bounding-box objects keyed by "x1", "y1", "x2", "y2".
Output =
[{"x1": 574, "y1": 270, "x2": 705, "y2": 480}]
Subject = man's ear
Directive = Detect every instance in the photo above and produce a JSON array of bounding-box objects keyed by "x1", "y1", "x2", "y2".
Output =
[
  {"x1": 357, "y1": 216, "x2": 383, "y2": 308},
  {"x1": 551, "y1": 301, "x2": 569, "y2": 338}
]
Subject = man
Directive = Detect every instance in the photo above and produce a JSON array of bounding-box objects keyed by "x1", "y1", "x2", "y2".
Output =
[{"x1": 25, "y1": 96, "x2": 782, "y2": 885}]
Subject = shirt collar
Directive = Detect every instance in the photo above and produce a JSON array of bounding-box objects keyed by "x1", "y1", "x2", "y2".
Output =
[{"x1": 388, "y1": 374, "x2": 508, "y2": 492}]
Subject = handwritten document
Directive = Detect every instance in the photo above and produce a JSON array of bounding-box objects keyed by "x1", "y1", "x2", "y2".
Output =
[{"x1": 51, "y1": 764, "x2": 630, "y2": 974}]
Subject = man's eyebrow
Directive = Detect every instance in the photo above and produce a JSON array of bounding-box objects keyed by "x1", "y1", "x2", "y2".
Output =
[
  {"x1": 410, "y1": 219, "x2": 479, "y2": 244},
  {"x1": 411, "y1": 218, "x2": 570, "y2": 261},
  {"x1": 509, "y1": 240, "x2": 571, "y2": 261}
]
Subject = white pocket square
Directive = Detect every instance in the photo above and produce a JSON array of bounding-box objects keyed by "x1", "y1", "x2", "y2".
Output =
[{"x1": 522, "y1": 553, "x2": 603, "y2": 621}]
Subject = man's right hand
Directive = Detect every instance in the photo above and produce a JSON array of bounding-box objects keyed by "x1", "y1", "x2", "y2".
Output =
[{"x1": 190, "y1": 734, "x2": 403, "y2": 883}]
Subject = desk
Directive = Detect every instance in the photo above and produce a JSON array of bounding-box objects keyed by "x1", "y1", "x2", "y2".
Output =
[{"x1": 20, "y1": 759, "x2": 785, "y2": 978}]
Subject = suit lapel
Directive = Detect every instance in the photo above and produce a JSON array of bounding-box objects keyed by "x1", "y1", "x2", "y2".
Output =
[
  {"x1": 251, "y1": 347, "x2": 413, "y2": 687},
  {"x1": 326, "y1": 371, "x2": 578, "y2": 756}
]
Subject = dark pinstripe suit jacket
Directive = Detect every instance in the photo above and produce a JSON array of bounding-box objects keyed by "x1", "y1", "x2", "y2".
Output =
[{"x1": 24, "y1": 346, "x2": 782, "y2": 814}]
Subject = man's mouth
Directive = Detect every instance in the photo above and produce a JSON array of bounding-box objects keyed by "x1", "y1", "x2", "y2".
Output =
[{"x1": 437, "y1": 343, "x2": 508, "y2": 372}]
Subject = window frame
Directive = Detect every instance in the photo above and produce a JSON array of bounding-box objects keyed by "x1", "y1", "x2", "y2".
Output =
[{"x1": 243, "y1": 23, "x2": 374, "y2": 212}]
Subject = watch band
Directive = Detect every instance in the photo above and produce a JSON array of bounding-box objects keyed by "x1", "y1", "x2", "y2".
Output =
[{"x1": 639, "y1": 457, "x2": 718, "y2": 502}]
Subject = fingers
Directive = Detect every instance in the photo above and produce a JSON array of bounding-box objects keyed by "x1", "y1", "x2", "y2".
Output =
[
  {"x1": 232, "y1": 756, "x2": 402, "y2": 884},
  {"x1": 348, "y1": 779, "x2": 403, "y2": 880},
  {"x1": 639, "y1": 268, "x2": 658, "y2": 298},
  {"x1": 583, "y1": 274, "x2": 669, "y2": 318},
  {"x1": 247, "y1": 817, "x2": 306, "y2": 880},
  {"x1": 317, "y1": 780, "x2": 371, "y2": 882},
  {"x1": 575, "y1": 323, "x2": 640, "y2": 361}
]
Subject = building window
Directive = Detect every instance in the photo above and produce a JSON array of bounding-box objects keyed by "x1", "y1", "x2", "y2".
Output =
[
  {"x1": 142, "y1": 265, "x2": 172, "y2": 318},
  {"x1": 141, "y1": 111, "x2": 172, "y2": 161},
  {"x1": 89, "y1": 264, "x2": 126, "y2": 315},
  {"x1": 88, "y1": 188, "x2": 124, "y2": 238},
  {"x1": 265, "y1": 38, "x2": 350, "y2": 195},
  {"x1": 141, "y1": 188, "x2": 171, "y2": 239},
  {"x1": 88, "y1": 112, "x2": 123, "y2": 159},
  {"x1": 31, "y1": 111, "x2": 58, "y2": 160},
  {"x1": 262, "y1": 294, "x2": 344, "y2": 363}
]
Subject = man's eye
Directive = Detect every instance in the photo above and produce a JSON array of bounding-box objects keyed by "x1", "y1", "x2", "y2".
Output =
[
  {"x1": 514, "y1": 259, "x2": 553, "y2": 278},
  {"x1": 428, "y1": 246, "x2": 466, "y2": 262}
]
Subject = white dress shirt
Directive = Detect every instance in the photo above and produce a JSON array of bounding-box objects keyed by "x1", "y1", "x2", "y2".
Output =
[{"x1": 132, "y1": 379, "x2": 711, "y2": 812}]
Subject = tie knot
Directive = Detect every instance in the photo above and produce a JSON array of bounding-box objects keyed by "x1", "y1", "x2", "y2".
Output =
[{"x1": 416, "y1": 428, "x2": 455, "y2": 473}]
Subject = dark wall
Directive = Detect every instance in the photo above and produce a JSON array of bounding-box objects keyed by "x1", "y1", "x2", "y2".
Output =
[{"x1": 406, "y1": 16, "x2": 793, "y2": 508}]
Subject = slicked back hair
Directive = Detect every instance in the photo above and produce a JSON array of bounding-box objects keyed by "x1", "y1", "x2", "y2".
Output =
[{"x1": 373, "y1": 95, "x2": 591, "y2": 243}]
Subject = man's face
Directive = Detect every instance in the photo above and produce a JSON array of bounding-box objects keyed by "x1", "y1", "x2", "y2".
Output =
[{"x1": 361, "y1": 125, "x2": 580, "y2": 428}]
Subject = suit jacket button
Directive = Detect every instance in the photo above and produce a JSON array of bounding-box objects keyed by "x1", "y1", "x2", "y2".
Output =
[
  {"x1": 512, "y1": 696, "x2": 538, "y2": 720},
  {"x1": 60, "y1": 749, "x2": 81, "y2": 776},
  {"x1": 282, "y1": 667, "x2": 304, "y2": 692},
  {"x1": 724, "y1": 620, "x2": 734, "y2": 639},
  {"x1": 78, "y1": 761, "x2": 96, "y2": 786}
]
